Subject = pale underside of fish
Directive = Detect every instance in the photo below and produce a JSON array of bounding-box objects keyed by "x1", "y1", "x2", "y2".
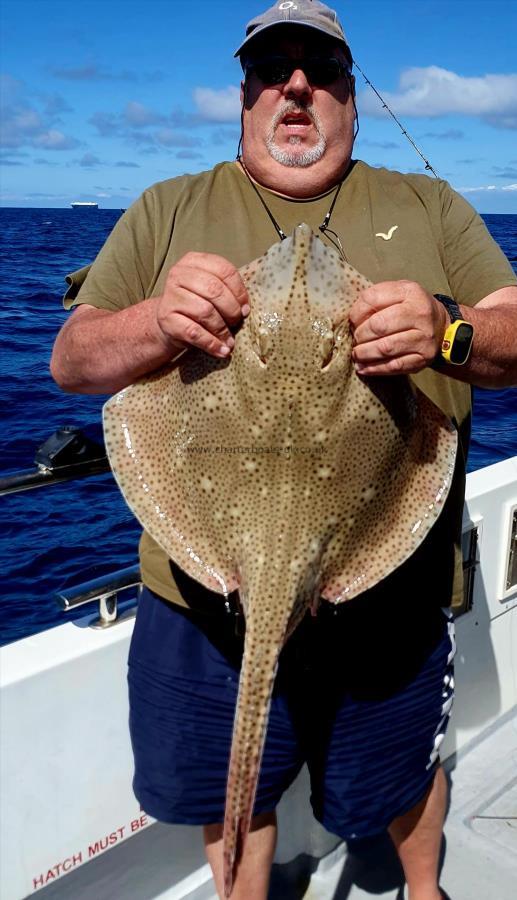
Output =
[{"x1": 103, "y1": 224, "x2": 457, "y2": 897}]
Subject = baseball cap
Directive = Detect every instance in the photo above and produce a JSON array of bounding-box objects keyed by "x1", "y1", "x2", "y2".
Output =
[{"x1": 234, "y1": 0, "x2": 353, "y2": 65}]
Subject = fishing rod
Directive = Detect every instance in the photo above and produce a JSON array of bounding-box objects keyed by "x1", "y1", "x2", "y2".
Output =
[{"x1": 352, "y1": 58, "x2": 439, "y2": 179}]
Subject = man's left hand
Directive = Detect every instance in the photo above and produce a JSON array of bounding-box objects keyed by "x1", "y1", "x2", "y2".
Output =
[{"x1": 349, "y1": 280, "x2": 448, "y2": 376}]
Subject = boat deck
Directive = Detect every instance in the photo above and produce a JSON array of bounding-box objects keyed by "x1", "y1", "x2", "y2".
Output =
[
  {"x1": 33, "y1": 708, "x2": 516, "y2": 900},
  {"x1": 3, "y1": 458, "x2": 516, "y2": 900},
  {"x1": 270, "y1": 710, "x2": 517, "y2": 900}
]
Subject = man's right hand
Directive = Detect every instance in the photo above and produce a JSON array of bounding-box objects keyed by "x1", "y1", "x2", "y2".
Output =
[
  {"x1": 155, "y1": 252, "x2": 250, "y2": 359},
  {"x1": 50, "y1": 252, "x2": 250, "y2": 395}
]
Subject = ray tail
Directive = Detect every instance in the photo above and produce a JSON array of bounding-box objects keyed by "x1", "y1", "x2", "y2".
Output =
[{"x1": 222, "y1": 617, "x2": 284, "y2": 898}]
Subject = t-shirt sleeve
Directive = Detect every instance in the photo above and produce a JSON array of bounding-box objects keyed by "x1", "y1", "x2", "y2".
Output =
[
  {"x1": 63, "y1": 188, "x2": 157, "y2": 311},
  {"x1": 439, "y1": 181, "x2": 517, "y2": 307}
]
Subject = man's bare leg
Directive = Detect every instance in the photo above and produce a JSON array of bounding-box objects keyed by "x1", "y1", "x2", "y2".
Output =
[
  {"x1": 204, "y1": 810, "x2": 277, "y2": 900},
  {"x1": 388, "y1": 764, "x2": 447, "y2": 900}
]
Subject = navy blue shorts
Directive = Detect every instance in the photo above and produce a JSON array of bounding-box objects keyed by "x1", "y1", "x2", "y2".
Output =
[{"x1": 127, "y1": 585, "x2": 455, "y2": 839}]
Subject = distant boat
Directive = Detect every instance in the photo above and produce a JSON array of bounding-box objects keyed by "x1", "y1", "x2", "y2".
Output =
[{"x1": 71, "y1": 201, "x2": 98, "y2": 209}]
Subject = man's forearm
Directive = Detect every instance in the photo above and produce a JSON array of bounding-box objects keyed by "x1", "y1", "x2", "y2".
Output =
[
  {"x1": 453, "y1": 290, "x2": 517, "y2": 388},
  {"x1": 50, "y1": 299, "x2": 180, "y2": 395},
  {"x1": 51, "y1": 252, "x2": 249, "y2": 396}
]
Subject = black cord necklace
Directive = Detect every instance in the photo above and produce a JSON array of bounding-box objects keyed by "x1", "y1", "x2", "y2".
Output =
[{"x1": 237, "y1": 156, "x2": 348, "y2": 262}]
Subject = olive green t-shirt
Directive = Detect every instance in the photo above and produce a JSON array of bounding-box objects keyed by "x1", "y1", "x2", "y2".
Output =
[{"x1": 65, "y1": 160, "x2": 517, "y2": 611}]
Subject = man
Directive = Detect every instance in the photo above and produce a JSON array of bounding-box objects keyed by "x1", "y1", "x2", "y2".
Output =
[{"x1": 50, "y1": 2, "x2": 517, "y2": 898}]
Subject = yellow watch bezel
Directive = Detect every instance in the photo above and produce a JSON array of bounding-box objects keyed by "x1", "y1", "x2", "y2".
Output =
[{"x1": 441, "y1": 319, "x2": 474, "y2": 365}]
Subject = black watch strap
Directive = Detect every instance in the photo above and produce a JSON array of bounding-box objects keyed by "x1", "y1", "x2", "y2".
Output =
[{"x1": 434, "y1": 293, "x2": 462, "y2": 322}]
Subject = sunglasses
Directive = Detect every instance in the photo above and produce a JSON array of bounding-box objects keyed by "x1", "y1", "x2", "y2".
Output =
[{"x1": 245, "y1": 56, "x2": 351, "y2": 87}]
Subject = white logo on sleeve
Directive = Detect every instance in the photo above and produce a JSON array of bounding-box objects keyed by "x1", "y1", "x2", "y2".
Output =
[{"x1": 375, "y1": 225, "x2": 399, "y2": 241}]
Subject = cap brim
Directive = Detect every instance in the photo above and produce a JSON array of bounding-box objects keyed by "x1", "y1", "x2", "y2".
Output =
[{"x1": 234, "y1": 20, "x2": 352, "y2": 64}]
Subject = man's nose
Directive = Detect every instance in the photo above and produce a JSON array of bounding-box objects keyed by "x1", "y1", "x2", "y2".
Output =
[{"x1": 282, "y1": 67, "x2": 313, "y2": 101}]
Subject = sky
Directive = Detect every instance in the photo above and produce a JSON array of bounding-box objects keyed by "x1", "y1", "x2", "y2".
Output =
[{"x1": 1, "y1": 0, "x2": 516, "y2": 213}]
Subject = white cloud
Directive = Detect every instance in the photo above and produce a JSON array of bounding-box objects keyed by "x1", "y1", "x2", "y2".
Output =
[
  {"x1": 359, "y1": 67, "x2": 517, "y2": 128},
  {"x1": 78, "y1": 152, "x2": 101, "y2": 167},
  {"x1": 0, "y1": 75, "x2": 80, "y2": 150},
  {"x1": 211, "y1": 127, "x2": 242, "y2": 146},
  {"x1": 193, "y1": 86, "x2": 241, "y2": 123},
  {"x1": 176, "y1": 149, "x2": 204, "y2": 160},
  {"x1": 123, "y1": 101, "x2": 165, "y2": 128},
  {"x1": 456, "y1": 183, "x2": 517, "y2": 194},
  {"x1": 420, "y1": 129, "x2": 464, "y2": 140},
  {"x1": 89, "y1": 111, "x2": 120, "y2": 137},
  {"x1": 89, "y1": 103, "x2": 202, "y2": 150},
  {"x1": 24, "y1": 191, "x2": 69, "y2": 200},
  {"x1": 50, "y1": 64, "x2": 137, "y2": 83},
  {"x1": 32, "y1": 129, "x2": 80, "y2": 150},
  {"x1": 458, "y1": 185, "x2": 497, "y2": 193},
  {"x1": 358, "y1": 139, "x2": 399, "y2": 149},
  {"x1": 50, "y1": 64, "x2": 163, "y2": 84},
  {"x1": 154, "y1": 128, "x2": 200, "y2": 148}
]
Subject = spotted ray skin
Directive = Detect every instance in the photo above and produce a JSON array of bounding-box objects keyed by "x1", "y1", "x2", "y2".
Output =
[{"x1": 103, "y1": 224, "x2": 457, "y2": 897}]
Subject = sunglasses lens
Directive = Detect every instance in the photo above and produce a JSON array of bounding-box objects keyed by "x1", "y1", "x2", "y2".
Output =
[
  {"x1": 253, "y1": 60, "x2": 292, "y2": 85},
  {"x1": 307, "y1": 59, "x2": 342, "y2": 85},
  {"x1": 249, "y1": 57, "x2": 345, "y2": 87}
]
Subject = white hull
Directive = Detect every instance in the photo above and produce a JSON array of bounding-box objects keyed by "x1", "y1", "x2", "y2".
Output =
[{"x1": 1, "y1": 458, "x2": 516, "y2": 899}]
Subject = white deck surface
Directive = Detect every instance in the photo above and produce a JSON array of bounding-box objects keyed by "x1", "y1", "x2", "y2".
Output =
[{"x1": 33, "y1": 709, "x2": 517, "y2": 900}]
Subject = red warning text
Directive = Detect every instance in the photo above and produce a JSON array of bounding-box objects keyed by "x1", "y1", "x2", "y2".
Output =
[
  {"x1": 32, "y1": 813, "x2": 151, "y2": 892},
  {"x1": 33, "y1": 852, "x2": 83, "y2": 889}
]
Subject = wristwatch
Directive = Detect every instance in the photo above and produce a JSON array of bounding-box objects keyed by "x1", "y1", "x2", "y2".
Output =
[{"x1": 433, "y1": 294, "x2": 474, "y2": 366}]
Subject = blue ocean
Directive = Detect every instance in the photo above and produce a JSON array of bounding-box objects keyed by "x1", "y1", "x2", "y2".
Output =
[{"x1": 0, "y1": 208, "x2": 516, "y2": 646}]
